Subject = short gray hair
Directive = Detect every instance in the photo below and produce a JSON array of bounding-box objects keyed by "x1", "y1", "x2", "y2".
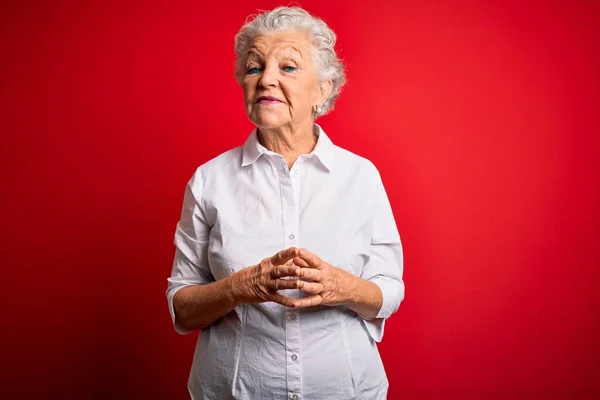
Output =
[{"x1": 234, "y1": 6, "x2": 346, "y2": 118}]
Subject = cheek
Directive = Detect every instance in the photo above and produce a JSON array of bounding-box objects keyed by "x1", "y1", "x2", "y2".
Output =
[
  {"x1": 242, "y1": 78, "x2": 257, "y2": 98},
  {"x1": 289, "y1": 79, "x2": 318, "y2": 106},
  {"x1": 282, "y1": 85, "x2": 303, "y2": 108},
  {"x1": 242, "y1": 87, "x2": 253, "y2": 102},
  {"x1": 288, "y1": 88, "x2": 312, "y2": 111},
  {"x1": 242, "y1": 88, "x2": 255, "y2": 116}
]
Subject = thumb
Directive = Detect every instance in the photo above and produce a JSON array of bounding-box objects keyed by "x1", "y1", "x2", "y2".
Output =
[{"x1": 270, "y1": 247, "x2": 299, "y2": 266}]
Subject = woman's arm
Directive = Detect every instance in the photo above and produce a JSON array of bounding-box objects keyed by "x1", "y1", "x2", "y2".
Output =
[
  {"x1": 289, "y1": 250, "x2": 383, "y2": 321},
  {"x1": 173, "y1": 248, "x2": 303, "y2": 331},
  {"x1": 172, "y1": 276, "x2": 238, "y2": 331},
  {"x1": 344, "y1": 276, "x2": 384, "y2": 321},
  {"x1": 169, "y1": 170, "x2": 307, "y2": 332}
]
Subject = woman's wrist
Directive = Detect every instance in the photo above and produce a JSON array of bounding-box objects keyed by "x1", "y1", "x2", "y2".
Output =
[
  {"x1": 344, "y1": 275, "x2": 383, "y2": 321},
  {"x1": 223, "y1": 272, "x2": 246, "y2": 307},
  {"x1": 343, "y1": 272, "x2": 361, "y2": 304}
]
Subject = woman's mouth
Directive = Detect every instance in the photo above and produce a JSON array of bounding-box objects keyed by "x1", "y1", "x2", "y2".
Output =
[{"x1": 256, "y1": 96, "x2": 282, "y2": 105}]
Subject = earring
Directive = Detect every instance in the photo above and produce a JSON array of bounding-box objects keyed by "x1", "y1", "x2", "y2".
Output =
[{"x1": 315, "y1": 104, "x2": 321, "y2": 113}]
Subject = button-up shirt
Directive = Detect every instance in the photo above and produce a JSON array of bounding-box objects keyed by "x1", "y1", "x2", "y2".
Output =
[{"x1": 166, "y1": 124, "x2": 405, "y2": 399}]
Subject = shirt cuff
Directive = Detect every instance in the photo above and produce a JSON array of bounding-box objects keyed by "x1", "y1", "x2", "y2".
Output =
[
  {"x1": 362, "y1": 276, "x2": 404, "y2": 342},
  {"x1": 167, "y1": 285, "x2": 195, "y2": 335},
  {"x1": 362, "y1": 317, "x2": 386, "y2": 343}
]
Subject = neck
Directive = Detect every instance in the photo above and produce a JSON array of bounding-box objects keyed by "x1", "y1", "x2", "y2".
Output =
[{"x1": 257, "y1": 121, "x2": 317, "y2": 169}]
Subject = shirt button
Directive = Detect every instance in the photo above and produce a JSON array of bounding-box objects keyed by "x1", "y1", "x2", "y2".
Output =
[
  {"x1": 287, "y1": 314, "x2": 296, "y2": 321},
  {"x1": 291, "y1": 354, "x2": 298, "y2": 361},
  {"x1": 288, "y1": 234, "x2": 295, "y2": 240},
  {"x1": 290, "y1": 395, "x2": 299, "y2": 400}
]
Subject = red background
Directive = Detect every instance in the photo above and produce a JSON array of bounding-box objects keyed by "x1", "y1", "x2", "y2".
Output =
[{"x1": 1, "y1": 0, "x2": 599, "y2": 398}]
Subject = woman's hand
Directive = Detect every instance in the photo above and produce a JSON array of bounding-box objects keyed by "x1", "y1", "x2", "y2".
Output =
[
  {"x1": 229, "y1": 247, "x2": 304, "y2": 307},
  {"x1": 288, "y1": 249, "x2": 359, "y2": 307}
]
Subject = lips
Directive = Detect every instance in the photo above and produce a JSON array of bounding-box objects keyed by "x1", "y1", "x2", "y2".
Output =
[{"x1": 256, "y1": 96, "x2": 282, "y2": 104}]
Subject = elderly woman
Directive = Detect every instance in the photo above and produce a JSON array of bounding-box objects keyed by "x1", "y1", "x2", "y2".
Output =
[{"x1": 166, "y1": 6, "x2": 404, "y2": 399}]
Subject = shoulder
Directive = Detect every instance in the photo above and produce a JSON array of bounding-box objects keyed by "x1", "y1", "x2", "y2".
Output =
[
  {"x1": 332, "y1": 143, "x2": 381, "y2": 181},
  {"x1": 197, "y1": 145, "x2": 243, "y2": 175},
  {"x1": 187, "y1": 145, "x2": 244, "y2": 190}
]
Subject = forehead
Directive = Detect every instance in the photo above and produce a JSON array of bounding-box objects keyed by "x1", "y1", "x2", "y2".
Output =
[{"x1": 246, "y1": 31, "x2": 313, "y2": 60}]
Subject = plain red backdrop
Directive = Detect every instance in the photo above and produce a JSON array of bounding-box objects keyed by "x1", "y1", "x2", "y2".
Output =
[{"x1": 1, "y1": 0, "x2": 599, "y2": 398}]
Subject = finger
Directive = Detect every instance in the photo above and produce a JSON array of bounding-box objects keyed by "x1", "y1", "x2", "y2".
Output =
[
  {"x1": 268, "y1": 278, "x2": 301, "y2": 291},
  {"x1": 292, "y1": 256, "x2": 309, "y2": 268},
  {"x1": 296, "y1": 267, "x2": 323, "y2": 282},
  {"x1": 270, "y1": 292, "x2": 299, "y2": 308},
  {"x1": 270, "y1": 264, "x2": 301, "y2": 279},
  {"x1": 297, "y1": 249, "x2": 324, "y2": 269},
  {"x1": 271, "y1": 247, "x2": 299, "y2": 266},
  {"x1": 272, "y1": 278, "x2": 324, "y2": 293},
  {"x1": 294, "y1": 294, "x2": 324, "y2": 308},
  {"x1": 296, "y1": 280, "x2": 324, "y2": 294}
]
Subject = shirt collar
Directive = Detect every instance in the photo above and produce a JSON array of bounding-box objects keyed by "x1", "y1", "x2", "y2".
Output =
[{"x1": 241, "y1": 124, "x2": 335, "y2": 172}]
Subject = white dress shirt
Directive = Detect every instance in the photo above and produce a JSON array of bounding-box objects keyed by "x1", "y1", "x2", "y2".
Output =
[{"x1": 166, "y1": 124, "x2": 405, "y2": 399}]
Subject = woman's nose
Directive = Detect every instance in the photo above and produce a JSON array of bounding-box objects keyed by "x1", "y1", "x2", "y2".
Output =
[{"x1": 258, "y1": 64, "x2": 279, "y2": 88}]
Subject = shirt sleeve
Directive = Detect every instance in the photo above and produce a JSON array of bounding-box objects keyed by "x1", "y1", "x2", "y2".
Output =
[
  {"x1": 360, "y1": 166, "x2": 405, "y2": 342},
  {"x1": 166, "y1": 169, "x2": 215, "y2": 335}
]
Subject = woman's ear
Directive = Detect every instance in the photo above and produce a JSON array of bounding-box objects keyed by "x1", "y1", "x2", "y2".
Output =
[{"x1": 318, "y1": 79, "x2": 333, "y2": 106}]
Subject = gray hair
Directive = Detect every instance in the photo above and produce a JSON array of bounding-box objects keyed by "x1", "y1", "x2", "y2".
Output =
[{"x1": 234, "y1": 6, "x2": 346, "y2": 118}]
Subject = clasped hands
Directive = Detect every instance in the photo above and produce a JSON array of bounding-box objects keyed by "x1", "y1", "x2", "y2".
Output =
[{"x1": 230, "y1": 247, "x2": 358, "y2": 308}]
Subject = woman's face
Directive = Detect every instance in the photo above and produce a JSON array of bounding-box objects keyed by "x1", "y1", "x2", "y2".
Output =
[{"x1": 240, "y1": 31, "x2": 329, "y2": 131}]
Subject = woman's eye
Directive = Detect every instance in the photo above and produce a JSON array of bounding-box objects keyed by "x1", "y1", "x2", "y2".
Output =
[
  {"x1": 247, "y1": 67, "x2": 262, "y2": 74},
  {"x1": 282, "y1": 65, "x2": 297, "y2": 73}
]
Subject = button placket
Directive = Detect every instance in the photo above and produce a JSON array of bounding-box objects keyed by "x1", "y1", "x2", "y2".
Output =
[{"x1": 280, "y1": 158, "x2": 301, "y2": 398}]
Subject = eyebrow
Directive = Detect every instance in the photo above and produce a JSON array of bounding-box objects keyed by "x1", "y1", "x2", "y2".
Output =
[
  {"x1": 245, "y1": 45, "x2": 304, "y2": 61},
  {"x1": 281, "y1": 46, "x2": 304, "y2": 60},
  {"x1": 245, "y1": 49, "x2": 263, "y2": 61}
]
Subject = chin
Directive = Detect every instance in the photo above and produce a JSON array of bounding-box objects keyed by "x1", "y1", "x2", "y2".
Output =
[{"x1": 250, "y1": 113, "x2": 287, "y2": 130}]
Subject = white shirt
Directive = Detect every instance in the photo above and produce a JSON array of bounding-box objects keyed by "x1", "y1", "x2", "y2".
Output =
[{"x1": 166, "y1": 124, "x2": 405, "y2": 400}]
